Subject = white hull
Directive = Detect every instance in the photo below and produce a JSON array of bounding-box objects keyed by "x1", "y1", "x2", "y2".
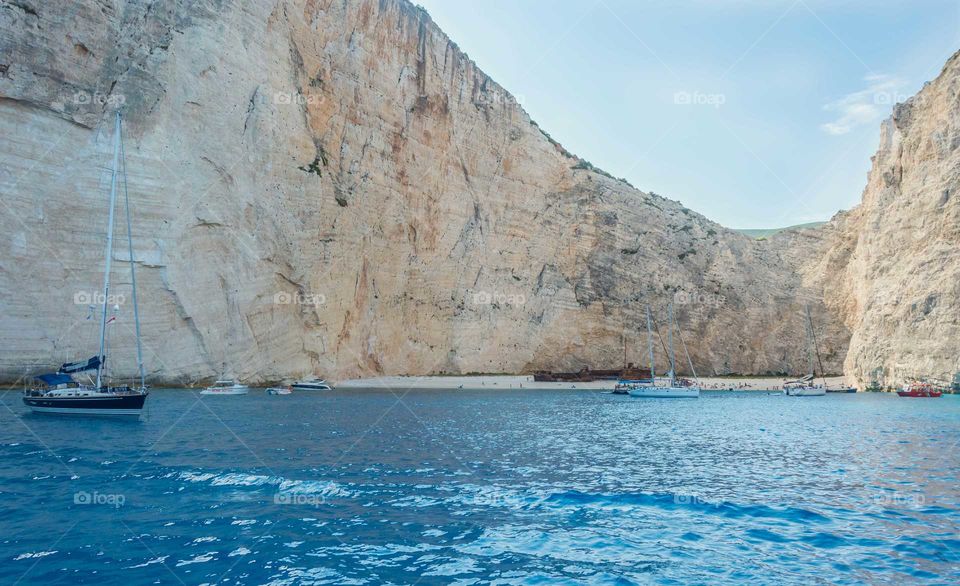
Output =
[
  {"x1": 628, "y1": 386, "x2": 700, "y2": 398},
  {"x1": 784, "y1": 387, "x2": 826, "y2": 396},
  {"x1": 200, "y1": 387, "x2": 249, "y2": 395},
  {"x1": 291, "y1": 378, "x2": 332, "y2": 391}
]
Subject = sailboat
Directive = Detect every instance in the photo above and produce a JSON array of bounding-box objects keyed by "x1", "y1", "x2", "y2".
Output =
[
  {"x1": 783, "y1": 306, "x2": 826, "y2": 397},
  {"x1": 22, "y1": 112, "x2": 149, "y2": 416},
  {"x1": 627, "y1": 303, "x2": 700, "y2": 398}
]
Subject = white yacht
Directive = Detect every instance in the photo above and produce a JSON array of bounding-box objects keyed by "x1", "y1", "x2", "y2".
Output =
[
  {"x1": 628, "y1": 383, "x2": 700, "y2": 398},
  {"x1": 201, "y1": 379, "x2": 250, "y2": 395},
  {"x1": 783, "y1": 375, "x2": 826, "y2": 396},
  {"x1": 783, "y1": 307, "x2": 827, "y2": 397},
  {"x1": 624, "y1": 304, "x2": 701, "y2": 399},
  {"x1": 783, "y1": 385, "x2": 826, "y2": 397},
  {"x1": 291, "y1": 377, "x2": 332, "y2": 391}
]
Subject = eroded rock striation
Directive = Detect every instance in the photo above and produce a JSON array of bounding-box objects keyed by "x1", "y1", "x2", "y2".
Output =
[{"x1": 1, "y1": 0, "x2": 915, "y2": 385}]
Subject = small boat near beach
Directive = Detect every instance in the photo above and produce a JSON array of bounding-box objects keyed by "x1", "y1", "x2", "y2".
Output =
[
  {"x1": 826, "y1": 386, "x2": 857, "y2": 393},
  {"x1": 201, "y1": 379, "x2": 250, "y2": 395},
  {"x1": 266, "y1": 387, "x2": 292, "y2": 395},
  {"x1": 897, "y1": 382, "x2": 942, "y2": 398},
  {"x1": 291, "y1": 377, "x2": 332, "y2": 391},
  {"x1": 783, "y1": 376, "x2": 826, "y2": 396}
]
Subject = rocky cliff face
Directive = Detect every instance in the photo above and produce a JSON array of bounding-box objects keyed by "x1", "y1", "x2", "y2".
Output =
[
  {"x1": 785, "y1": 52, "x2": 960, "y2": 388},
  {"x1": 1, "y1": 0, "x2": 848, "y2": 384}
]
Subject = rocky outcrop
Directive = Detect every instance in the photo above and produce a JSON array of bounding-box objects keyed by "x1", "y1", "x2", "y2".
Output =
[
  {"x1": 785, "y1": 52, "x2": 960, "y2": 388},
  {"x1": 0, "y1": 0, "x2": 849, "y2": 384}
]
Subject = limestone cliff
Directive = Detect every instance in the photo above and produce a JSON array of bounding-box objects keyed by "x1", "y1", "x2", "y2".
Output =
[
  {"x1": 0, "y1": 0, "x2": 847, "y2": 384},
  {"x1": 784, "y1": 52, "x2": 960, "y2": 388}
]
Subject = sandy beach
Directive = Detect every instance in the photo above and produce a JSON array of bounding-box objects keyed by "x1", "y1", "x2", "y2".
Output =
[
  {"x1": 336, "y1": 374, "x2": 853, "y2": 391},
  {"x1": 696, "y1": 375, "x2": 850, "y2": 391}
]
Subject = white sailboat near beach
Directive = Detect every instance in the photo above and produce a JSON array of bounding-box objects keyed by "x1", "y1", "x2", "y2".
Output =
[
  {"x1": 627, "y1": 303, "x2": 700, "y2": 398},
  {"x1": 783, "y1": 306, "x2": 826, "y2": 396}
]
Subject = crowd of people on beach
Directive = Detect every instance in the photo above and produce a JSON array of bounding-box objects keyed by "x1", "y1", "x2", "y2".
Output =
[{"x1": 701, "y1": 382, "x2": 780, "y2": 390}]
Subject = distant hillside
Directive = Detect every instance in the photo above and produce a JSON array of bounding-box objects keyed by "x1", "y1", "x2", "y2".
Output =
[{"x1": 734, "y1": 222, "x2": 826, "y2": 239}]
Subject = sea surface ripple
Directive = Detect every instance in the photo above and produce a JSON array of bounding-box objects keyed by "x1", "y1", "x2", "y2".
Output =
[{"x1": 1, "y1": 389, "x2": 958, "y2": 584}]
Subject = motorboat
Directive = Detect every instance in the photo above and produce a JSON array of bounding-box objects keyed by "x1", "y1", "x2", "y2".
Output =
[
  {"x1": 897, "y1": 382, "x2": 942, "y2": 398},
  {"x1": 266, "y1": 386, "x2": 292, "y2": 395},
  {"x1": 291, "y1": 377, "x2": 332, "y2": 391},
  {"x1": 201, "y1": 379, "x2": 250, "y2": 395}
]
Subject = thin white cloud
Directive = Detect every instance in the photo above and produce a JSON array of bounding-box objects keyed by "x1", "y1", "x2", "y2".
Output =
[{"x1": 820, "y1": 74, "x2": 904, "y2": 135}]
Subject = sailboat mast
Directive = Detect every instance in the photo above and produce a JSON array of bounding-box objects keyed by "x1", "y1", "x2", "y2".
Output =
[
  {"x1": 119, "y1": 117, "x2": 145, "y2": 389},
  {"x1": 646, "y1": 306, "x2": 655, "y2": 382},
  {"x1": 673, "y1": 307, "x2": 699, "y2": 384},
  {"x1": 807, "y1": 305, "x2": 828, "y2": 387},
  {"x1": 668, "y1": 300, "x2": 676, "y2": 384},
  {"x1": 804, "y1": 305, "x2": 815, "y2": 379},
  {"x1": 95, "y1": 112, "x2": 122, "y2": 389}
]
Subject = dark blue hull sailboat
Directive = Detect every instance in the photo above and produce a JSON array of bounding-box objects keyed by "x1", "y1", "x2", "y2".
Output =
[
  {"x1": 23, "y1": 388, "x2": 147, "y2": 416},
  {"x1": 23, "y1": 112, "x2": 149, "y2": 417}
]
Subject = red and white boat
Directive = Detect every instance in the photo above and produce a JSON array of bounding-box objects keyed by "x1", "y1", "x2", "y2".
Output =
[{"x1": 897, "y1": 382, "x2": 942, "y2": 398}]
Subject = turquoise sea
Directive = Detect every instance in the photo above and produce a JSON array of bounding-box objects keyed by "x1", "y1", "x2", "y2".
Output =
[{"x1": 1, "y1": 389, "x2": 958, "y2": 584}]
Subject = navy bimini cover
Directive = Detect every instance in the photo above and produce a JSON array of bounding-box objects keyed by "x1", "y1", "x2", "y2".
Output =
[{"x1": 35, "y1": 373, "x2": 75, "y2": 386}]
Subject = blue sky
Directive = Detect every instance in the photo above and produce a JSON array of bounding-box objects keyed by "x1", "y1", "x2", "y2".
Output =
[{"x1": 415, "y1": 0, "x2": 959, "y2": 228}]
